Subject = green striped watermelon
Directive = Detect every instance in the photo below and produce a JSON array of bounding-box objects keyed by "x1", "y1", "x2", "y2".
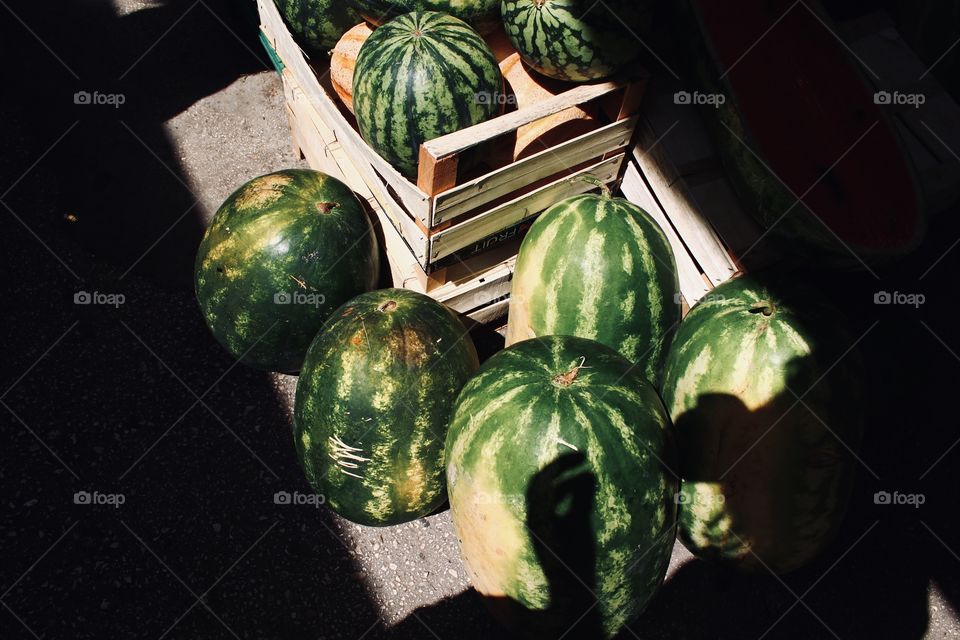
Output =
[
  {"x1": 352, "y1": 11, "x2": 502, "y2": 178},
  {"x1": 275, "y1": 0, "x2": 361, "y2": 53},
  {"x1": 500, "y1": 0, "x2": 652, "y2": 81},
  {"x1": 660, "y1": 273, "x2": 864, "y2": 574},
  {"x1": 195, "y1": 170, "x2": 379, "y2": 373},
  {"x1": 294, "y1": 288, "x2": 479, "y2": 526},
  {"x1": 446, "y1": 335, "x2": 677, "y2": 638},
  {"x1": 676, "y1": 0, "x2": 925, "y2": 266},
  {"x1": 347, "y1": 0, "x2": 501, "y2": 32},
  {"x1": 506, "y1": 187, "x2": 681, "y2": 388}
]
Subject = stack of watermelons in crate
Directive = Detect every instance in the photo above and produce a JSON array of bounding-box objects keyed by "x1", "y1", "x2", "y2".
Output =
[{"x1": 192, "y1": 0, "x2": 938, "y2": 636}]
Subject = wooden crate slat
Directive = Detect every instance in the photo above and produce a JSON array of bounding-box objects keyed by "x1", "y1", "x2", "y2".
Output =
[
  {"x1": 432, "y1": 256, "x2": 516, "y2": 303},
  {"x1": 421, "y1": 81, "x2": 624, "y2": 160},
  {"x1": 464, "y1": 298, "x2": 510, "y2": 328},
  {"x1": 632, "y1": 116, "x2": 737, "y2": 285},
  {"x1": 354, "y1": 135, "x2": 432, "y2": 226},
  {"x1": 284, "y1": 72, "x2": 337, "y2": 145},
  {"x1": 286, "y1": 98, "x2": 347, "y2": 181},
  {"x1": 621, "y1": 161, "x2": 711, "y2": 305},
  {"x1": 441, "y1": 276, "x2": 512, "y2": 314},
  {"x1": 432, "y1": 116, "x2": 637, "y2": 226},
  {"x1": 429, "y1": 154, "x2": 624, "y2": 263},
  {"x1": 683, "y1": 176, "x2": 763, "y2": 257}
]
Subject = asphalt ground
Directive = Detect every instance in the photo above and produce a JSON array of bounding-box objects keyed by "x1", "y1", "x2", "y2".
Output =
[{"x1": 1, "y1": 1, "x2": 959, "y2": 638}]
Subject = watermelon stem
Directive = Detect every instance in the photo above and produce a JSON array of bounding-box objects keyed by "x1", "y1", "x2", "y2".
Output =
[
  {"x1": 377, "y1": 300, "x2": 398, "y2": 312},
  {"x1": 749, "y1": 301, "x2": 776, "y2": 317},
  {"x1": 571, "y1": 174, "x2": 611, "y2": 198},
  {"x1": 553, "y1": 356, "x2": 589, "y2": 387},
  {"x1": 315, "y1": 201, "x2": 339, "y2": 214}
]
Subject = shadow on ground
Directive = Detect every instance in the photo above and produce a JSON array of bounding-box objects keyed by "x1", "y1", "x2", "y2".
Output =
[
  {"x1": 2, "y1": 0, "x2": 959, "y2": 639},
  {"x1": 0, "y1": 1, "x2": 402, "y2": 637}
]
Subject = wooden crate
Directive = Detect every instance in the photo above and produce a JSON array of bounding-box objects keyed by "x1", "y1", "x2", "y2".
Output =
[
  {"x1": 626, "y1": 10, "x2": 960, "y2": 308},
  {"x1": 257, "y1": 0, "x2": 645, "y2": 299}
]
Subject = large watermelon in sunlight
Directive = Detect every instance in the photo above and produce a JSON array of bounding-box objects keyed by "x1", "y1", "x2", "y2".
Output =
[
  {"x1": 446, "y1": 335, "x2": 677, "y2": 638},
  {"x1": 195, "y1": 169, "x2": 379, "y2": 373}
]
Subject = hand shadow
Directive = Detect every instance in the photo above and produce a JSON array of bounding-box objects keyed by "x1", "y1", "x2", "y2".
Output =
[{"x1": 387, "y1": 452, "x2": 604, "y2": 640}]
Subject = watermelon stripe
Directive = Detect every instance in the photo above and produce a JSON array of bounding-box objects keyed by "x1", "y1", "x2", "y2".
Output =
[{"x1": 507, "y1": 193, "x2": 680, "y2": 387}]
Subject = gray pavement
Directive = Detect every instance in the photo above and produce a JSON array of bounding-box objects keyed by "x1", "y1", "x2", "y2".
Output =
[{"x1": 2, "y1": 1, "x2": 960, "y2": 639}]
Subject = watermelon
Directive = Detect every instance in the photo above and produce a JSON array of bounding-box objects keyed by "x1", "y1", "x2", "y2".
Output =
[
  {"x1": 676, "y1": 0, "x2": 925, "y2": 266},
  {"x1": 274, "y1": 0, "x2": 361, "y2": 53},
  {"x1": 195, "y1": 169, "x2": 379, "y2": 373},
  {"x1": 500, "y1": 0, "x2": 652, "y2": 82},
  {"x1": 446, "y1": 335, "x2": 677, "y2": 638},
  {"x1": 352, "y1": 11, "x2": 502, "y2": 178},
  {"x1": 294, "y1": 288, "x2": 479, "y2": 526},
  {"x1": 347, "y1": 0, "x2": 501, "y2": 32},
  {"x1": 660, "y1": 273, "x2": 863, "y2": 574},
  {"x1": 506, "y1": 187, "x2": 681, "y2": 388}
]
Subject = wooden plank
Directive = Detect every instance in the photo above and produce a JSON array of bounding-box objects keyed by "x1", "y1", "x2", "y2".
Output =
[
  {"x1": 446, "y1": 278, "x2": 512, "y2": 315},
  {"x1": 621, "y1": 161, "x2": 712, "y2": 305},
  {"x1": 429, "y1": 154, "x2": 624, "y2": 263},
  {"x1": 286, "y1": 97, "x2": 344, "y2": 179},
  {"x1": 684, "y1": 174, "x2": 763, "y2": 256},
  {"x1": 349, "y1": 127, "x2": 432, "y2": 225},
  {"x1": 432, "y1": 256, "x2": 516, "y2": 306},
  {"x1": 434, "y1": 268, "x2": 512, "y2": 313},
  {"x1": 464, "y1": 298, "x2": 510, "y2": 327},
  {"x1": 603, "y1": 77, "x2": 647, "y2": 122},
  {"x1": 285, "y1": 103, "x2": 304, "y2": 157},
  {"x1": 632, "y1": 115, "x2": 737, "y2": 285},
  {"x1": 433, "y1": 116, "x2": 637, "y2": 225},
  {"x1": 422, "y1": 81, "x2": 624, "y2": 159},
  {"x1": 374, "y1": 204, "x2": 429, "y2": 294},
  {"x1": 417, "y1": 146, "x2": 459, "y2": 196}
]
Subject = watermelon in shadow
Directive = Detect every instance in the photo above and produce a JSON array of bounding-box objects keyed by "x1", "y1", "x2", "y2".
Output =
[
  {"x1": 661, "y1": 271, "x2": 865, "y2": 574},
  {"x1": 486, "y1": 452, "x2": 604, "y2": 639}
]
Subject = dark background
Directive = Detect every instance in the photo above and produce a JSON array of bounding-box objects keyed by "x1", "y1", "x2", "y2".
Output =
[{"x1": 1, "y1": 0, "x2": 958, "y2": 638}]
